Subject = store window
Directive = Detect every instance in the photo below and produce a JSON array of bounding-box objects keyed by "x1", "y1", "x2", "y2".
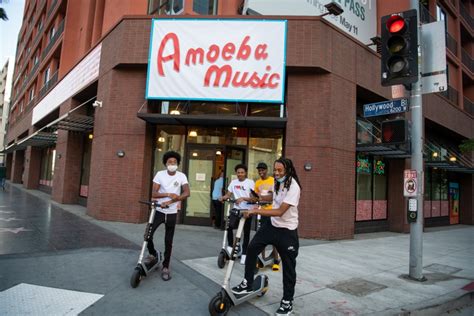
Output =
[
  {"x1": 424, "y1": 168, "x2": 449, "y2": 218},
  {"x1": 154, "y1": 125, "x2": 186, "y2": 175},
  {"x1": 79, "y1": 134, "x2": 93, "y2": 197},
  {"x1": 187, "y1": 126, "x2": 247, "y2": 146},
  {"x1": 39, "y1": 147, "x2": 56, "y2": 187},
  {"x1": 193, "y1": 0, "x2": 218, "y2": 15},
  {"x1": 247, "y1": 128, "x2": 283, "y2": 180},
  {"x1": 356, "y1": 155, "x2": 388, "y2": 221}
]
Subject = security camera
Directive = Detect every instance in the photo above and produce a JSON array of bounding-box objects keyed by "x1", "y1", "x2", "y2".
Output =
[{"x1": 92, "y1": 100, "x2": 102, "y2": 108}]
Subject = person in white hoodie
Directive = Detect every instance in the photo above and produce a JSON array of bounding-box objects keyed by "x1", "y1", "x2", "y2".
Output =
[{"x1": 148, "y1": 151, "x2": 190, "y2": 281}]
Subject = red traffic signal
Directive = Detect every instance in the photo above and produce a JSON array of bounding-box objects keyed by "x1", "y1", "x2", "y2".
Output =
[
  {"x1": 386, "y1": 15, "x2": 406, "y2": 34},
  {"x1": 381, "y1": 10, "x2": 418, "y2": 86}
]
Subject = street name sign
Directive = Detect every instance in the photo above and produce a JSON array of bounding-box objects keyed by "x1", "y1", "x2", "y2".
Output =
[{"x1": 363, "y1": 98, "x2": 409, "y2": 118}]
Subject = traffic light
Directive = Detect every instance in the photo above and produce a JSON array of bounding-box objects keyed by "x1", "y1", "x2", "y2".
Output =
[
  {"x1": 381, "y1": 9, "x2": 418, "y2": 86},
  {"x1": 381, "y1": 119, "x2": 407, "y2": 144}
]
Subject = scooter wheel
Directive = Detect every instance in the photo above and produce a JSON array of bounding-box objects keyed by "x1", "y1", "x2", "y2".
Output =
[
  {"x1": 257, "y1": 275, "x2": 269, "y2": 297},
  {"x1": 209, "y1": 292, "x2": 231, "y2": 316},
  {"x1": 217, "y1": 250, "x2": 227, "y2": 269},
  {"x1": 130, "y1": 268, "x2": 142, "y2": 288}
]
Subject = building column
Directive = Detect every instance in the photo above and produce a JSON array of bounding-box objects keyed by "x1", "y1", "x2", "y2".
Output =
[
  {"x1": 51, "y1": 98, "x2": 85, "y2": 204},
  {"x1": 23, "y1": 147, "x2": 42, "y2": 189},
  {"x1": 11, "y1": 150, "x2": 25, "y2": 184},
  {"x1": 6, "y1": 153, "x2": 13, "y2": 180},
  {"x1": 387, "y1": 159, "x2": 410, "y2": 233},
  {"x1": 87, "y1": 68, "x2": 153, "y2": 222},
  {"x1": 459, "y1": 174, "x2": 473, "y2": 225},
  {"x1": 285, "y1": 73, "x2": 356, "y2": 240}
]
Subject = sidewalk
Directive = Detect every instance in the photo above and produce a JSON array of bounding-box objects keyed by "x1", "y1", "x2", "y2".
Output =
[{"x1": 1, "y1": 182, "x2": 473, "y2": 315}]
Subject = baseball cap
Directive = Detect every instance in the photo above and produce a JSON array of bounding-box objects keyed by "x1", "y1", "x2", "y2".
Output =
[{"x1": 256, "y1": 162, "x2": 268, "y2": 170}]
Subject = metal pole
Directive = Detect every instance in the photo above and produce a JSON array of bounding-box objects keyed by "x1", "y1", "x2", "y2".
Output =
[{"x1": 409, "y1": 0, "x2": 424, "y2": 281}]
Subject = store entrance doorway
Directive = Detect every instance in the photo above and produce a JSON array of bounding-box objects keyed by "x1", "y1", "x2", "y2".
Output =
[{"x1": 184, "y1": 145, "x2": 245, "y2": 225}]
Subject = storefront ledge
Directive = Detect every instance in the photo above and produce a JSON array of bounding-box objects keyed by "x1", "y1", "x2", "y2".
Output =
[{"x1": 137, "y1": 113, "x2": 287, "y2": 128}]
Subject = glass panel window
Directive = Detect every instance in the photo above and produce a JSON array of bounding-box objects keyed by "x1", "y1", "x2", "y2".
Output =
[
  {"x1": 193, "y1": 0, "x2": 218, "y2": 15},
  {"x1": 247, "y1": 128, "x2": 283, "y2": 180},
  {"x1": 44, "y1": 67, "x2": 50, "y2": 83},
  {"x1": 186, "y1": 126, "x2": 247, "y2": 146},
  {"x1": 39, "y1": 147, "x2": 56, "y2": 187},
  {"x1": 49, "y1": 26, "x2": 56, "y2": 39},
  {"x1": 154, "y1": 125, "x2": 186, "y2": 175}
]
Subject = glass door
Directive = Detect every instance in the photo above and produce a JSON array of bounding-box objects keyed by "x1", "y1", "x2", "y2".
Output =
[{"x1": 184, "y1": 145, "x2": 246, "y2": 225}]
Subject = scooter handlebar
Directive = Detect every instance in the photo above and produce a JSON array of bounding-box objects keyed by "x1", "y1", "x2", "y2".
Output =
[{"x1": 138, "y1": 200, "x2": 170, "y2": 208}]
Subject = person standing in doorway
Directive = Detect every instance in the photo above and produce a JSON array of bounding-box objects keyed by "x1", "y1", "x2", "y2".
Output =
[
  {"x1": 211, "y1": 171, "x2": 224, "y2": 229},
  {"x1": 254, "y1": 162, "x2": 280, "y2": 271},
  {"x1": 219, "y1": 164, "x2": 255, "y2": 265},
  {"x1": 148, "y1": 151, "x2": 190, "y2": 281},
  {"x1": 232, "y1": 157, "x2": 301, "y2": 315}
]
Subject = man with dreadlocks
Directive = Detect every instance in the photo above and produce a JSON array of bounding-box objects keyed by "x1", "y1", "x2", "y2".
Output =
[{"x1": 232, "y1": 157, "x2": 301, "y2": 315}]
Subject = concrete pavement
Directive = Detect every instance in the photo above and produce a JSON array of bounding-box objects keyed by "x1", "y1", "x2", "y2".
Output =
[{"x1": 0, "y1": 182, "x2": 473, "y2": 315}]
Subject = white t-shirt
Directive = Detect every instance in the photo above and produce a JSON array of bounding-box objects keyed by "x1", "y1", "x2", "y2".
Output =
[
  {"x1": 153, "y1": 170, "x2": 189, "y2": 214},
  {"x1": 271, "y1": 179, "x2": 301, "y2": 230},
  {"x1": 227, "y1": 178, "x2": 256, "y2": 210}
]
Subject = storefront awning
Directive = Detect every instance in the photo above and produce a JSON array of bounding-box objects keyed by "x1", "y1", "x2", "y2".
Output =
[
  {"x1": 424, "y1": 138, "x2": 473, "y2": 174},
  {"x1": 137, "y1": 113, "x2": 287, "y2": 128},
  {"x1": 356, "y1": 143, "x2": 411, "y2": 158},
  {"x1": 47, "y1": 113, "x2": 94, "y2": 132},
  {"x1": 425, "y1": 161, "x2": 474, "y2": 173},
  {"x1": 15, "y1": 131, "x2": 58, "y2": 150}
]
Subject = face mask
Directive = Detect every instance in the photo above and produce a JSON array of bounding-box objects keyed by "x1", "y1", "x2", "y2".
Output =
[
  {"x1": 167, "y1": 165, "x2": 178, "y2": 172},
  {"x1": 276, "y1": 176, "x2": 286, "y2": 183}
]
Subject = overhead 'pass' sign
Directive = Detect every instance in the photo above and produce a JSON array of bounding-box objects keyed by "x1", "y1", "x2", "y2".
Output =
[{"x1": 146, "y1": 19, "x2": 287, "y2": 103}]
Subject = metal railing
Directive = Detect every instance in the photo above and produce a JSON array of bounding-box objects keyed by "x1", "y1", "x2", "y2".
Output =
[
  {"x1": 460, "y1": 2, "x2": 474, "y2": 30},
  {"x1": 464, "y1": 97, "x2": 474, "y2": 116},
  {"x1": 461, "y1": 48, "x2": 473, "y2": 73},
  {"x1": 438, "y1": 85, "x2": 459, "y2": 105},
  {"x1": 446, "y1": 33, "x2": 457, "y2": 55},
  {"x1": 38, "y1": 71, "x2": 58, "y2": 99},
  {"x1": 41, "y1": 19, "x2": 64, "y2": 60}
]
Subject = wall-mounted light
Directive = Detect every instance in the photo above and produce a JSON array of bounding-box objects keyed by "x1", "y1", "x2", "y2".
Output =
[
  {"x1": 117, "y1": 150, "x2": 125, "y2": 158},
  {"x1": 432, "y1": 152, "x2": 438, "y2": 158},
  {"x1": 189, "y1": 131, "x2": 198, "y2": 137},
  {"x1": 216, "y1": 150, "x2": 222, "y2": 156},
  {"x1": 449, "y1": 156, "x2": 456, "y2": 162},
  {"x1": 158, "y1": 137, "x2": 165, "y2": 142},
  {"x1": 304, "y1": 162, "x2": 312, "y2": 171},
  {"x1": 170, "y1": 110, "x2": 180, "y2": 115},
  {"x1": 88, "y1": 133, "x2": 93, "y2": 140},
  {"x1": 192, "y1": 152, "x2": 198, "y2": 157},
  {"x1": 232, "y1": 127, "x2": 237, "y2": 130},
  {"x1": 57, "y1": 153, "x2": 62, "y2": 159}
]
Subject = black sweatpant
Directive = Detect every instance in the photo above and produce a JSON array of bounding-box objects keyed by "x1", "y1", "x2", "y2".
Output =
[
  {"x1": 212, "y1": 199, "x2": 224, "y2": 229},
  {"x1": 146, "y1": 212, "x2": 177, "y2": 269},
  {"x1": 227, "y1": 216, "x2": 252, "y2": 255},
  {"x1": 244, "y1": 223, "x2": 299, "y2": 301}
]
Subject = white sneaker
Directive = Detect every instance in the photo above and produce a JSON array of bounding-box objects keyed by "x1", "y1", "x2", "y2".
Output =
[
  {"x1": 240, "y1": 254, "x2": 246, "y2": 265},
  {"x1": 227, "y1": 246, "x2": 233, "y2": 255}
]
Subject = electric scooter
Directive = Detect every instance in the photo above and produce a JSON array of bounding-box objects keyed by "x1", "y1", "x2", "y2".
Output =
[
  {"x1": 209, "y1": 209, "x2": 269, "y2": 316},
  {"x1": 217, "y1": 199, "x2": 242, "y2": 269},
  {"x1": 130, "y1": 200, "x2": 165, "y2": 288}
]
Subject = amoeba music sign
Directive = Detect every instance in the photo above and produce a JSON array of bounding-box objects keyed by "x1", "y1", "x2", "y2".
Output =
[{"x1": 146, "y1": 19, "x2": 287, "y2": 103}]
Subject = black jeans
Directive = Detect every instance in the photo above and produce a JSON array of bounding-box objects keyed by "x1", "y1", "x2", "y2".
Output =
[
  {"x1": 227, "y1": 216, "x2": 252, "y2": 255},
  {"x1": 146, "y1": 212, "x2": 177, "y2": 269},
  {"x1": 212, "y1": 199, "x2": 224, "y2": 228},
  {"x1": 244, "y1": 223, "x2": 299, "y2": 301}
]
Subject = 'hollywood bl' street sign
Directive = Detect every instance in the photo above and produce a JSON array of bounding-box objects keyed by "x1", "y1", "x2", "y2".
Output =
[{"x1": 363, "y1": 98, "x2": 409, "y2": 118}]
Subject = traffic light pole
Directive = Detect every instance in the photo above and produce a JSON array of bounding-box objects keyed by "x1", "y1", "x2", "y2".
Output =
[{"x1": 409, "y1": 0, "x2": 424, "y2": 281}]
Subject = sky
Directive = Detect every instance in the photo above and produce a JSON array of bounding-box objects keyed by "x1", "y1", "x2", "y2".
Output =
[{"x1": 0, "y1": 0, "x2": 26, "y2": 67}]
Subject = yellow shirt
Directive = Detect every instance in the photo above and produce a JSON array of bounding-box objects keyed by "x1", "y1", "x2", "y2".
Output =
[{"x1": 255, "y1": 176, "x2": 274, "y2": 210}]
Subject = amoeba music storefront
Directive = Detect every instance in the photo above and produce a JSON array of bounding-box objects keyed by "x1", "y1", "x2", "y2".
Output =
[{"x1": 140, "y1": 19, "x2": 287, "y2": 225}]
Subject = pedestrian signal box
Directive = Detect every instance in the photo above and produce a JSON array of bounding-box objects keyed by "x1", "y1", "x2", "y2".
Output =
[
  {"x1": 381, "y1": 119, "x2": 407, "y2": 144},
  {"x1": 381, "y1": 9, "x2": 419, "y2": 86}
]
